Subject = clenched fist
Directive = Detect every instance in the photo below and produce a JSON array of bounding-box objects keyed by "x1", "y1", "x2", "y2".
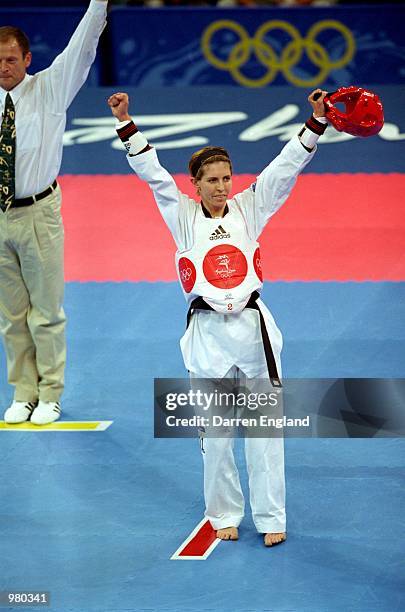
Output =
[{"x1": 107, "y1": 92, "x2": 131, "y2": 122}]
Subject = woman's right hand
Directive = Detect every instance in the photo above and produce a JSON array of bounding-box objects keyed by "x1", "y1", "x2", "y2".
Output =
[{"x1": 107, "y1": 92, "x2": 131, "y2": 122}]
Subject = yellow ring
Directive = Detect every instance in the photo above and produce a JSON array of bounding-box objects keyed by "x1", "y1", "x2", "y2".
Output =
[
  {"x1": 201, "y1": 20, "x2": 251, "y2": 70},
  {"x1": 229, "y1": 39, "x2": 279, "y2": 88},
  {"x1": 306, "y1": 19, "x2": 355, "y2": 69},
  {"x1": 254, "y1": 20, "x2": 303, "y2": 70},
  {"x1": 281, "y1": 39, "x2": 331, "y2": 87}
]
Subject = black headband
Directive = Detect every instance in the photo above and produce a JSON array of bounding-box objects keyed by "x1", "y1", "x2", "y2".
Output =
[{"x1": 190, "y1": 147, "x2": 231, "y2": 177}]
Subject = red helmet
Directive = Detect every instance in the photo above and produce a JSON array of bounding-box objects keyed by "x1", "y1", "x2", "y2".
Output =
[{"x1": 324, "y1": 86, "x2": 384, "y2": 137}]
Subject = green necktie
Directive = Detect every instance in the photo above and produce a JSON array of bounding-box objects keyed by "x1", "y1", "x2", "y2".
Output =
[{"x1": 0, "y1": 93, "x2": 16, "y2": 212}]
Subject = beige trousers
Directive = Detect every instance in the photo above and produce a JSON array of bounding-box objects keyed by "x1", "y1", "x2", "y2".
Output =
[{"x1": 0, "y1": 185, "x2": 66, "y2": 403}]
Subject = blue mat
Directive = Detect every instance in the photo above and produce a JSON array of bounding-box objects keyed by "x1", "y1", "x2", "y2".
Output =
[{"x1": 0, "y1": 281, "x2": 404, "y2": 611}]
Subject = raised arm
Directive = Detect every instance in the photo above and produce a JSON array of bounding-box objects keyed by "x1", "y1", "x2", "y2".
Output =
[
  {"x1": 240, "y1": 89, "x2": 328, "y2": 238},
  {"x1": 108, "y1": 92, "x2": 188, "y2": 245},
  {"x1": 41, "y1": 0, "x2": 108, "y2": 112}
]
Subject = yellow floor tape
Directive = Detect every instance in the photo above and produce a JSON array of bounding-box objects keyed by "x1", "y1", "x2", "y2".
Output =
[{"x1": 0, "y1": 421, "x2": 113, "y2": 431}]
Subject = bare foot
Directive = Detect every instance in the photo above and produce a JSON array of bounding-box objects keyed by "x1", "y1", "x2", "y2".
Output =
[
  {"x1": 264, "y1": 532, "x2": 286, "y2": 547},
  {"x1": 216, "y1": 527, "x2": 238, "y2": 541}
]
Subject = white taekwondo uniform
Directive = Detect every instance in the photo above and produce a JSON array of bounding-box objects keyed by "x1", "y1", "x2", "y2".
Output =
[{"x1": 122, "y1": 132, "x2": 316, "y2": 533}]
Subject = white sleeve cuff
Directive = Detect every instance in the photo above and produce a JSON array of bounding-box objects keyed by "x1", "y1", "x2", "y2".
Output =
[
  {"x1": 128, "y1": 131, "x2": 149, "y2": 156},
  {"x1": 116, "y1": 119, "x2": 132, "y2": 129},
  {"x1": 299, "y1": 129, "x2": 321, "y2": 149}
]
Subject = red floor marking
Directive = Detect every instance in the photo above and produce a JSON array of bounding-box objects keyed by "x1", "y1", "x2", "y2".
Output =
[
  {"x1": 60, "y1": 173, "x2": 405, "y2": 282},
  {"x1": 171, "y1": 519, "x2": 220, "y2": 560}
]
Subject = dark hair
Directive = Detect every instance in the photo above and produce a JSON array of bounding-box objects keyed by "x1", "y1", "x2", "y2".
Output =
[
  {"x1": 0, "y1": 26, "x2": 30, "y2": 57},
  {"x1": 189, "y1": 146, "x2": 232, "y2": 179}
]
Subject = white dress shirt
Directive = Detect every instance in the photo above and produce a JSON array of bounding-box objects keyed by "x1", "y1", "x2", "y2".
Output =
[
  {"x1": 126, "y1": 136, "x2": 316, "y2": 378},
  {"x1": 0, "y1": 0, "x2": 107, "y2": 198}
]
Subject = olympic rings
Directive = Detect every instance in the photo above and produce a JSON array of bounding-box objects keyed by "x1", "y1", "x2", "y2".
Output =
[
  {"x1": 201, "y1": 19, "x2": 356, "y2": 88},
  {"x1": 180, "y1": 267, "x2": 192, "y2": 282}
]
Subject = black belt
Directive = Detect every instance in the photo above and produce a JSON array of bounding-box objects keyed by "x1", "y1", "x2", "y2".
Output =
[
  {"x1": 186, "y1": 291, "x2": 282, "y2": 388},
  {"x1": 13, "y1": 180, "x2": 58, "y2": 208}
]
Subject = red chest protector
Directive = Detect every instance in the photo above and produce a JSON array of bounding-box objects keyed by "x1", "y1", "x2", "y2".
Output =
[{"x1": 175, "y1": 205, "x2": 263, "y2": 314}]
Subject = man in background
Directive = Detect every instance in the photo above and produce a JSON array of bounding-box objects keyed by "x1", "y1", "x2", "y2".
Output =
[{"x1": 0, "y1": 0, "x2": 108, "y2": 425}]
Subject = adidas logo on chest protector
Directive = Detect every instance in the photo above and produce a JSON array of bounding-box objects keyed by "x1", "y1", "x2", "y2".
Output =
[{"x1": 209, "y1": 225, "x2": 231, "y2": 240}]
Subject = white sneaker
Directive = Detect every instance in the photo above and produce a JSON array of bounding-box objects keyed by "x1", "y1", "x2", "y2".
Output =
[
  {"x1": 4, "y1": 401, "x2": 37, "y2": 424},
  {"x1": 31, "y1": 401, "x2": 61, "y2": 425}
]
